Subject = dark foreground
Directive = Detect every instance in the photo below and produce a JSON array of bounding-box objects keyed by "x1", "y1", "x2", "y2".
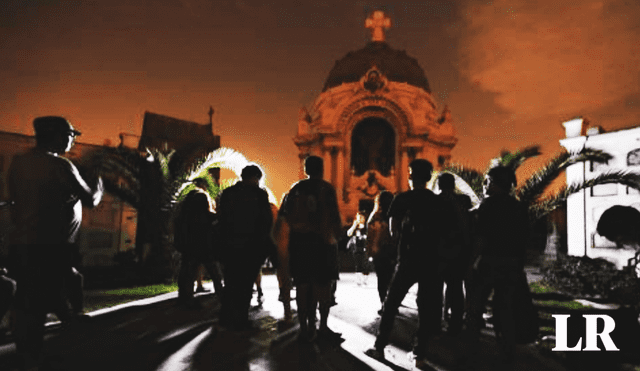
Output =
[{"x1": 0, "y1": 272, "x2": 631, "y2": 371}]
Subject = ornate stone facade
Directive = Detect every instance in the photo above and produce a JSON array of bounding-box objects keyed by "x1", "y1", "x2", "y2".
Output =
[{"x1": 293, "y1": 12, "x2": 458, "y2": 221}]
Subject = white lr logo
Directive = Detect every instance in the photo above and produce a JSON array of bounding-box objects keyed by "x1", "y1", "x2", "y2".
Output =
[{"x1": 552, "y1": 314, "x2": 620, "y2": 351}]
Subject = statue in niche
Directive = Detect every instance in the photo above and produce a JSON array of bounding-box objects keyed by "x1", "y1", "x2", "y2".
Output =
[
  {"x1": 357, "y1": 171, "x2": 385, "y2": 197},
  {"x1": 364, "y1": 69, "x2": 385, "y2": 93},
  {"x1": 351, "y1": 118, "x2": 395, "y2": 176}
]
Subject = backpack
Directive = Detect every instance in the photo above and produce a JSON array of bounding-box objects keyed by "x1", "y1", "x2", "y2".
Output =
[
  {"x1": 398, "y1": 190, "x2": 449, "y2": 259},
  {"x1": 285, "y1": 181, "x2": 323, "y2": 234}
]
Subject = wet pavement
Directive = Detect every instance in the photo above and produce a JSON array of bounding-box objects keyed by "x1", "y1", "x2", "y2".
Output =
[{"x1": 0, "y1": 270, "x2": 598, "y2": 371}]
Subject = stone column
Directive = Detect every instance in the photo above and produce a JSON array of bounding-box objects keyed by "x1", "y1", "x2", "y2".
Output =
[
  {"x1": 324, "y1": 147, "x2": 333, "y2": 183},
  {"x1": 337, "y1": 147, "x2": 345, "y2": 201},
  {"x1": 400, "y1": 148, "x2": 409, "y2": 191}
]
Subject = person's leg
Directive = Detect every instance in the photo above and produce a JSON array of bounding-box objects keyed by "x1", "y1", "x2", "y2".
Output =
[
  {"x1": 492, "y1": 264, "x2": 520, "y2": 362},
  {"x1": 466, "y1": 265, "x2": 493, "y2": 340},
  {"x1": 375, "y1": 260, "x2": 395, "y2": 305},
  {"x1": 295, "y1": 282, "x2": 312, "y2": 338},
  {"x1": 14, "y1": 307, "x2": 46, "y2": 370},
  {"x1": 255, "y1": 269, "x2": 263, "y2": 299},
  {"x1": 66, "y1": 267, "x2": 84, "y2": 315},
  {"x1": 233, "y1": 253, "x2": 265, "y2": 329},
  {"x1": 277, "y1": 270, "x2": 293, "y2": 321},
  {"x1": 0, "y1": 275, "x2": 16, "y2": 324},
  {"x1": 219, "y1": 257, "x2": 240, "y2": 328},
  {"x1": 373, "y1": 265, "x2": 418, "y2": 351},
  {"x1": 195, "y1": 265, "x2": 207, "y2": 292},
  {"x1": 177, "y1": 256, "x2": 196, "y2": 304},
  {"x1": 414, "y1": 270, "x2": 444, "y2": 357},
  {"x1": 202, "y1": 260, "x2": 224, "y2": 295},
  {"x1": 316, "y1": 281, "x2": 342, "y2": 339},
  {"x1": 444, "y1": 263, "x2": 465, "y2": 334}
]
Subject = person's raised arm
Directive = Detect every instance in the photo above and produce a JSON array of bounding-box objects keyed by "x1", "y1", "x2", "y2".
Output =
[{"x1": 65, "y1": 158, "x2": 103, "y2": 208}]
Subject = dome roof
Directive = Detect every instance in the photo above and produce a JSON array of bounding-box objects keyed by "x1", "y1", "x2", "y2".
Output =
[{"x1": 322, "y1": 41, "x2": 431, "y2": 93}]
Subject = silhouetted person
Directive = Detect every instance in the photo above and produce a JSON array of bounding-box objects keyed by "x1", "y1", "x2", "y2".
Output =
[
  {"x1": 347, "y1": 211, "x2": 370, "y2": 285},
  {"x1": 0, "y1": 267, "x2": 16, "y2": 336},
  {"x1": 466, "y1": 166, "x2": 530, "y2": 366},
  {"x1": 366, "y1": 159, "x2": 454, "y2": 368},
  {"x1": 366, "y1": 190, "x2": 396, "y2": 308},
  {"x1": 437, "y1": 173, "x2": 472, "y2": 335},
  {"x1": 7, "y1": 116, "x2": 103, "y2": 370},
  {"x1": 217, "y1": 165, "x2": 273, "y2": 331},
  {"x1": 174, "y1": 177, "x2": 223, "y2": 309},
  {"x1": 280, "y1": 156, "x2": 343, "y2": 342},
  {"x1": 272, "y1": 203, "x2": 294, "y2": 323}
]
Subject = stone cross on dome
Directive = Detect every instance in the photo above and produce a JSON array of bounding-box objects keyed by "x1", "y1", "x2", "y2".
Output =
[{"x1": 365, "y1": 10, "x2": 391, "y2": 42}]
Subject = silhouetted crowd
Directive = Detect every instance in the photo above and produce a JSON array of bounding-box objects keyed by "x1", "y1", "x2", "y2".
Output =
[{"x1": 0, "y1": 116, "x2": 540, "y2": 371}]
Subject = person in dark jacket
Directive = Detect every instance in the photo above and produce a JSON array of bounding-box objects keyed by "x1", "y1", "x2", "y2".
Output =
[
  {"x1": 466, "y1": 165, "x2": 531, "y2": 365},
  {"x1": 216, "y1": 165, "x2": 273, "y2": 331}
]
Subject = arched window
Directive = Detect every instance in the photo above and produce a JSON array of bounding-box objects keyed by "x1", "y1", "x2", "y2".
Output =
[
  {"x1": 627, "y1": 148, "x2": 640, "y2": 166},
  {"x1": 351, "y1": 118, "x2": 395, "y2": 176}
]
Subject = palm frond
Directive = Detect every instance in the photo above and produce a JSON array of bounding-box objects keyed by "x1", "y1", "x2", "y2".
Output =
[
  {"x1": 561, "y1": 147, "x2": 612, "y2": 167},
  {"x1": 528, "y1": 171, "x2": 640, "y2": 221},
  {"x1": 81, "y1": 147, "x2": 146, "y2": 208},
  {"x1": 494, "y1": 145, "x2": 542, "y2": 171},
  {"x1": 188, "y1": 147, "x2": 249, "y2": 180},
  {"x1": 516, "y1": 148, "x2": 613, "y2": 205},
  {"x1": 443, "y1": 163, "x2": 484, "y2": 198},
  {"x1": 172, "y1": 147, "x2": 248, "y2": 202}
]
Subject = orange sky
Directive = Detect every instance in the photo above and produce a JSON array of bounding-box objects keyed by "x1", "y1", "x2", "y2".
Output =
[{"x1": 1, "y1": 0, "x2": 639, "y2": 201}]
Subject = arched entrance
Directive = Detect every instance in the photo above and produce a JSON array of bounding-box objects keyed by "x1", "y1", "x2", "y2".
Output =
[{"x1": 350, "y1": 117, "x2": 396, "y2": 177}]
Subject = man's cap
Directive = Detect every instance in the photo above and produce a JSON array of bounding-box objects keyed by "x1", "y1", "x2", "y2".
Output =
[{"x1": 33, "y1": 116, "x2": 81, "y2": 136}]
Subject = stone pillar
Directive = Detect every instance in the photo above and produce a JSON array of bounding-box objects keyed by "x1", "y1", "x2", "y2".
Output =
[
  {"x1": 337, "y1": 147, "x2": 345, "y2": 201},
  {"x1": 400, "y1": 149, "x2": 409, "y2": 191},
  {"x1": 324, "y1": 147, "x2": 333, "y2": 183}
]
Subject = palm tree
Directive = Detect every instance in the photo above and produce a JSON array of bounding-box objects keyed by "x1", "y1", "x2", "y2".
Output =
[
  {"x1": 83, "y1": 145, "x2": 251, "y2": 281},
  {"x1": 444, "y1": 146, "x2": 640, "y2": 222},
  {"x1": 444, "y1": 145, "x2": 640, "y2": 261}
]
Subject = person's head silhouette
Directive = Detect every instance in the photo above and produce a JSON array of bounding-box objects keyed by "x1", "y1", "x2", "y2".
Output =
[
  {"x1": 241, "y1": 165, "x2": 263, "y2": 186},
  {"x1": 304, "y1": 156, "x2": 323, "y2": 179},
  {"x1": 408, "y1": 159, "x2": 432, "y2": 189},
  {"x1": 438, "y1": 173, "x2": 456, "y2": 193},
  {"x1": 33, "y1": 116, "x2": 81, "y2": 154}
]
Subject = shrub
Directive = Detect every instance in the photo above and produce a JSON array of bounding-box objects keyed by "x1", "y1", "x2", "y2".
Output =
[
  {"x1": 113, "y1": 249, "x2": 138, "y2": 267},
  {"x1": 542, "y1": 255, "x2": 640, "y2": 304}
]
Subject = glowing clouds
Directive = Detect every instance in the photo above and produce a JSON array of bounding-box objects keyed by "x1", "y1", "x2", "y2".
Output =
[{"x1": 458, "y1": 0, "x2": 640, "y2": 118}]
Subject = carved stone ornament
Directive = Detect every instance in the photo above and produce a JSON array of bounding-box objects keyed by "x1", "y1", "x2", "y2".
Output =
[{"x1": 362, "y1": 67, "x2": 386, "y2": 93}]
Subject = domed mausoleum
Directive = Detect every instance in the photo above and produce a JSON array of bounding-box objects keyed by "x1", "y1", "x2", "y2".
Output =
[{"x1": 293, "y1": 11, "x2": 458, "y2": 221}]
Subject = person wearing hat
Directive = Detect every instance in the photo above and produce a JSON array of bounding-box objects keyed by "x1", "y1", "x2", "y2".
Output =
[{"x1": 7, "y1": 116, "x2": 103, "y2": 370}]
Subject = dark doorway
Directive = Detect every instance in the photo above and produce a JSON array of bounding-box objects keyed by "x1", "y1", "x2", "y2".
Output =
[{"x1": 351, "y1": 117, "x2": 395, "y2": 176}]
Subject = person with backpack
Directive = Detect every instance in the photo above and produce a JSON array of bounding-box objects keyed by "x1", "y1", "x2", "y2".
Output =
[
  {"x1": 279, "y1": 156, "x2": 343, "y2": 342},
  {"x1": 216, "y1": 165, "x2": 274, "y2": 331},
  {"x1": 365, "y1": 159, "x2": 455, "y2": 368}
]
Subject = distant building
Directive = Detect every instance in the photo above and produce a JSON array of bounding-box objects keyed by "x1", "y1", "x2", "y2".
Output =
[
  {"x1": 560, "y1": 118, "x2": 640, "y2": 269},
  {"x1": 138, "y1": 111, "x2": 220, "y2": 176},
  {"x1": 294, "y1": 11, "x2": 458, "y2": 222}
]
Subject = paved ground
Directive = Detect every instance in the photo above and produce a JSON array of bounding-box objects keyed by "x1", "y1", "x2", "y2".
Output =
[{"x1": 0, "y1": 269, "x2": 620, "y2": 371}]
